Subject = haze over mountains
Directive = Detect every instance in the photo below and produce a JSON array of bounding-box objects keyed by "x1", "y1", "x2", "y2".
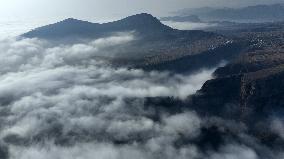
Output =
[
  {"x1": 160, "y1": 15, "x2": 202, "y2": 23},
  {"x1": 169, "y1": 3, "x2": 284, "y2": 23}
]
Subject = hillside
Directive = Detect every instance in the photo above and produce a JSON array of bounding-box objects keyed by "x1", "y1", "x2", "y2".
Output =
[{"x1": 23, "y1": 13, "x2": 172, "y2": 39}]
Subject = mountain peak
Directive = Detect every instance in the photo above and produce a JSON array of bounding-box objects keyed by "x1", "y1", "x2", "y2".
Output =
[
  {"x1": 63, "y1": 18, "x2": 79, "y2": 21},
  {"x1": 131, "y1": 13, "x2": 155, "y2": 18},
  {"x1": 112, "y1": 13, "x2": 171, "y2": 32},
  {"x1": 60, "y1": 18, "x2": 92, "y2": 24},
  {"x1": 122, "y1": 13, "x2": 159, "y2": 23}
]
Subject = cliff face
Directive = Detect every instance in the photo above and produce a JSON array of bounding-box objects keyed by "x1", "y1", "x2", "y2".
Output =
[
  {"x1": 143, "y1": 63, "x2": 284, "y2": 153},
  {"x1": 240, "y1": 66, "x2": 284, "y2": 119},
  {"x1": 193, "y1": 49, "x2": 284, "y2": 117},
  {"x1": 187, "y1": 48, "x2": 284, "y2": 149},
  {"x1": 191, "y1": 75, "x2": 242, "y2": 118}
]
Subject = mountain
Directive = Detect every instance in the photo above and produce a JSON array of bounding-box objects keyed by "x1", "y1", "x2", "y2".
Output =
[
  {"x1": 177, "y1": 4, "x2": 284, "y2": 22},
  {"x1": 142, "y1": 29, "x2": 284, "y2": 154},
  {"x1": 23, "y1": 13, "x2": 172, "y2": 39},
  {"x1": 22, "y1": 13, "x2": 235, "y2": 72},
  {"x1": 184, "y1": 29, "x2": 284, "y2": 150},
  {"x1": 142, "y1": 23, "x2": 284, "y2": 154},
  {"x1": 193, "y1": 49, "x2": 284, "y2": 117},
  {"x1": 192, "y1": 22, "x2": 284, "y2": 119}
]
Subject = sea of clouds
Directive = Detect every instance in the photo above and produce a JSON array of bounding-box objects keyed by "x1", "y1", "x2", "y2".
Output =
[{"x1": 0, "y1": 33, "x2": 282, "y2": 159}]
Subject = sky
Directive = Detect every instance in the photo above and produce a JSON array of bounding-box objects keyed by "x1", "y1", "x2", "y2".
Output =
[
  {"x1": 0, "y1": 0, "x2": 283, "y2": 37},
  {"x1": 0, "y1": 0, "x2": 283, "y2": 22}
]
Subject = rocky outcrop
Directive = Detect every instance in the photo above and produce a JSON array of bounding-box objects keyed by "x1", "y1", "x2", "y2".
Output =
[{"x1": 185, "y1": 48, "x2": 284, "y2": 149}]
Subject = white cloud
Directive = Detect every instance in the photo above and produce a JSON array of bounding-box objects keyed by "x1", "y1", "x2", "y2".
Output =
[
  {"x1": 209, "y1": 145, "x2": 258, "y2": 159},
  {"x1": 162, "y1": 21, "x2": 217, "y2": 30},
  {"x1": 0, "y1": 35, "x2": 277, "y2": 159},
  {"x1": 0, "y1": 36, "x2": 220, "y2": 159},
  {"x1": 271, "y1": 118, "x2": 284, "y2": 140},
  {"x1": 163, "y1": 112, "x2": 201, "y2": 138}
]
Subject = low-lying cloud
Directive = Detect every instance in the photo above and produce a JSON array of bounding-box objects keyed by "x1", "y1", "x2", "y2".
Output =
[
  {"x1": 0, "y1": 34, "x2": 282, "y2": 159},
  {"x1": 162, "y1": 21, "x2": 217, "y2": 30},
  {"x1": 0, "y1": 34, "x2": 213, "y2": 159}
]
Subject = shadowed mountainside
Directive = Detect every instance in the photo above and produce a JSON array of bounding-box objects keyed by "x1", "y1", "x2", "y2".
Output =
[
  {"x1": 23, "y1": 13, "x2": 242, "y2": 73},
  {"x1": 23, "y1": 13, "x2": 172, "y2": 39},
  {"x1": 142, "y1": 27, "x2": 284, "y2": 155}
]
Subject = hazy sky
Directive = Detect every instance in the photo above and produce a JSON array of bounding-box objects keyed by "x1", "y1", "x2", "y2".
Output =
[{"x1": 0, "y1": 0, "x2": 283, "y2": 22}]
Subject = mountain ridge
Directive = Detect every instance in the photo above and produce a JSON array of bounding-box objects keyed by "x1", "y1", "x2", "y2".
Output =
[
  {"x1": 22, "y1": 13, "x2": 231, "y2": 66},
  {"x1": 23, "y1": 13, "x2": 172, "y2": 39}
]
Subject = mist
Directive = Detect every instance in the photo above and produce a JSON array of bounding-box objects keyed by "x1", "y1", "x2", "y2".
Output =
[
  {"x1": 161, "y1": 21, "x2": 217, "y2": 30},
  {"x1": 0, "y1": 35, "x2": 215, "y2": 159},
  {"x1": 0, "y1": 29, "x2": 282, "y2": 158},
  {"x1": 1, "y1": 0, "x2": 284, "y2": 24}
]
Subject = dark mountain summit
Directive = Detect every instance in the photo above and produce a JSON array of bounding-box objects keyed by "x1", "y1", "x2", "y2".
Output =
[
  {"x1": 107, "y1": 13, "x2": 171, "y2": 32},
  {"x1": 23, "y1": 18, "x2": 99, "y2": 39}
]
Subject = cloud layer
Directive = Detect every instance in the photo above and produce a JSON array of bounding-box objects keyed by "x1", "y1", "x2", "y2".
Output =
[
  {"x1": 0, "y1": 34, "x2": 282, "y2": 159},
  {"x1": 0, "y1": 35, "x2": 216, "y2": 159}
]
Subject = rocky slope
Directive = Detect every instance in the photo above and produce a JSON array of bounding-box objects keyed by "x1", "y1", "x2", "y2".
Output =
[
  {"x1": 187, "y1": 46, "x2": 284, "y2": 148},
  {"x1": 142, "y1": 46, "x2": 284, "y2": 155}
]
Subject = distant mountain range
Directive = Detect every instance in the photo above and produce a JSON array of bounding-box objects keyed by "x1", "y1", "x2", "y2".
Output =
[
  {"x1": 160, "y1": 15, "x2": 202, "y2": 22},
  {"x1": 175, "y1": 4, "x2": 284, "y2": 22}
]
